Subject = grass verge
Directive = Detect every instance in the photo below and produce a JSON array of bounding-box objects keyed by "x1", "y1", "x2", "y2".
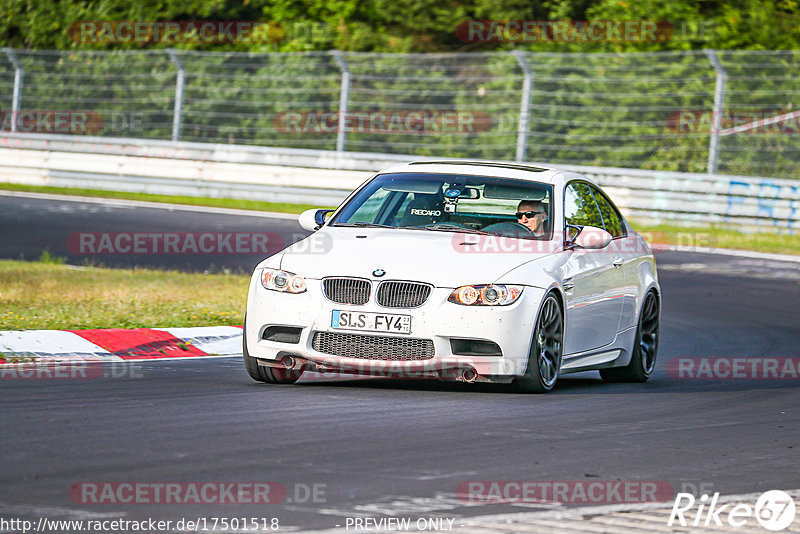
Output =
[
  {"x1": 0, "y1": 182, "x2": 331, "y2": 214},
  {"x1": 0, "y1": 259, "x2": 248, "y2": 330},
  {"x1": 632, "y1": 222, "x2": 800, "y2": 256}
]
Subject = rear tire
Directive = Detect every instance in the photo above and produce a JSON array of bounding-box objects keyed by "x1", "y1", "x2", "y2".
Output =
[
  {"x1": 600, "y1": 290, "x2": 659, "y2": 383},
  {"x1": 243, "y1": 321, "x2": 302, "y2": 384},
  {"x1": 513, "y1": 293, "x2": 563, "y2": 393}
]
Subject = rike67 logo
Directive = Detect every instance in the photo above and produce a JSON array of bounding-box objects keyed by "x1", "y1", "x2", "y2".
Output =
[{"x1": 669, "y1": 490, "x2": 796, "y2": 531}]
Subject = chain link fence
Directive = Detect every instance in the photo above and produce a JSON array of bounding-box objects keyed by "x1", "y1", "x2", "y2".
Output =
[{"x1": 1, "y1": 49, "x2": 798, "y2": 178}]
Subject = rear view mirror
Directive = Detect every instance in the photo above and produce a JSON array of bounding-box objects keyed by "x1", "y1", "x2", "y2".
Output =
[
  {"x1": 463, "y1": 187, "x2": 480, "y2": 199},
  {"x1": 483, "y1": 183, "x2": 548, "y2": 201}
]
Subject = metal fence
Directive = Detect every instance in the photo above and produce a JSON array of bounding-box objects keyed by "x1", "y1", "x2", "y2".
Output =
[{"x1": 1, "y1": 49, "x2": 799, "y2": 179}]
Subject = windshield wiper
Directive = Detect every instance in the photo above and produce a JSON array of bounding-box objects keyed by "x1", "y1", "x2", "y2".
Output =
[
  {"x1": 334, "y1": 222, "x2": 396, "y2": 229},
  {"x1": 421, "y1": 224, "x2": 492, "y2": 235}
]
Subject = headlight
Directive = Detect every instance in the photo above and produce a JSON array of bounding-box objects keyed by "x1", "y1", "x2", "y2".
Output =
[
  {"x1": 448, "y1": 284, "x2": 523, "y2": 306},
  {"x1": 261, "y1": 268, "x2": 307, "y2": 293}
]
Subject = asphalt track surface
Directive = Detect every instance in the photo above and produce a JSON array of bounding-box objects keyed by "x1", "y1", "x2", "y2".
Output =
[
  {"x1": 1, "y1": 192, "x2": 799, "y2": 531},
  {"x1": 0, "y1": 193, "x2": 303, "y2": 273}
]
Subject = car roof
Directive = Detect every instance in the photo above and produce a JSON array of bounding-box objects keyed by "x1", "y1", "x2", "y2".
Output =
[{"x1": 377, "y1": 160, "x2": 594, "y2": 187}]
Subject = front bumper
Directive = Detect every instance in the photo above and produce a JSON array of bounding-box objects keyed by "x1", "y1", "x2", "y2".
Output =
[{"x1": 244, "y1": 274, "x2": 546, "y2": 381}]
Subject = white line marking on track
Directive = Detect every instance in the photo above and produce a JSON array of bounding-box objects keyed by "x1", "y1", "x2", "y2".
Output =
[
  {"x1": 658, "y1": 244, "x2": 800, "y2": 264},
  {"x1": 111, "y1": 354, "x2": 240, "y2": 362},
  {"x1": 0, "y1": 190, "x2": 300, "y2": 220}
]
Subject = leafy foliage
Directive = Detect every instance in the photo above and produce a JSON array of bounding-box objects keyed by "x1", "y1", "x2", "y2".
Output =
[{"x1": 1, "y1": 0, "x2": 799, "y2": 52}]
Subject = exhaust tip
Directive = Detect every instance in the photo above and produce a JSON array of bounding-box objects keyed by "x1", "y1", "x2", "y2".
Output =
[{"x1": 461, "y1": 367, "x2": 478, "y2": 383}]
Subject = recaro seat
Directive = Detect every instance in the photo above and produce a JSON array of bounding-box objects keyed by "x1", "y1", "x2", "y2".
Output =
[{"x1": 400, "y1": 193, "x2": 446, "y2": 226}]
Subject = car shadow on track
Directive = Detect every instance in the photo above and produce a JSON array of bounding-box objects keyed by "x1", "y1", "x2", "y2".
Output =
[
  {"x1": 285, "y1": 372, "x2": 617, "y2": 395},
  {"x1": 278, "y1": 371, "x2": 800, "y2": 395}
]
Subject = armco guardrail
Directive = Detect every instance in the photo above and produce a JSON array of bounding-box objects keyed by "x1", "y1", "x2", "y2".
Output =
[{"x1": 0, "y1": 132, "x2": 797, "y2": 230}]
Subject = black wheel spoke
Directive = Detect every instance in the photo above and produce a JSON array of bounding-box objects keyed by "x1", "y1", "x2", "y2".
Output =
[{"x1": 539, "y1": 350, "x2": 555, "y2": 381}]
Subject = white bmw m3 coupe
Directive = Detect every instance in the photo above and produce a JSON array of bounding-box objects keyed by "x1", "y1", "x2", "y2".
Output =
[{"x1": 243, "y1": 161, "x2": 660, "y2": 393}]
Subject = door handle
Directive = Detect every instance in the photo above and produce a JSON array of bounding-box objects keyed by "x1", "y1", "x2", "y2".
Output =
[
  {"x1": 613, "y1": 257, "x2": 624, "y2": 268},
  {"x1": 563, "y1": 281, "x2": 574, "y2": 291}
]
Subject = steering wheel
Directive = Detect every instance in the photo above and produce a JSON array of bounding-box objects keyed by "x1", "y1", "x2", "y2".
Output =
[{"x1": 481, "y1": 221, "x2": 533, "y2": 236}]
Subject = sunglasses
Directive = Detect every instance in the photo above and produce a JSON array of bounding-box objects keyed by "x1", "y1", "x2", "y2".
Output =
[{"x1": 516, "y1": 210, "x2": 546, "y2": 219}]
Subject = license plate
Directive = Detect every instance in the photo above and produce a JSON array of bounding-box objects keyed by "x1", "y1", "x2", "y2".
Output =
[{"x1": 331, "y1": 310, "x2": 411, "y2": 334}]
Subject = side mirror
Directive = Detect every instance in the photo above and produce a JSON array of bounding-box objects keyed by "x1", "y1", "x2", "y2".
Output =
[
  {"x1": 573, "y1": 225, "x2": 612, "y2": 249},
  {"x1": 298, "y1": 209, "x2": 335, "y2": 232}
]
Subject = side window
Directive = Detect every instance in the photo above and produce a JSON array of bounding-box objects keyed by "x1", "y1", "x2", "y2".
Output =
[
  {"x1": 592, "y1": 187, "x2": 625, "y2": 238},
  {"x1": 564, "y1": 182, "x2": 604, "y2": 237}
]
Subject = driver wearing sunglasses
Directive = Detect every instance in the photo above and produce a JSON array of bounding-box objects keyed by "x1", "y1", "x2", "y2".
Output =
[{"x1": 516, "y1": 200, "x2": 548, "y2": 237}]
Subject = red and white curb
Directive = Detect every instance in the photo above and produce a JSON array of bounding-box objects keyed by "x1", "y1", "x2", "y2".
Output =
[{"x1": 0, "y1": 326, "x2": 243, "y2": 363}]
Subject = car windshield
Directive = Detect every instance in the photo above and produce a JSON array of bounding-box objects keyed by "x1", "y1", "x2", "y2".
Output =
[{"x1": 331, "y1": 172, "x2": 553, "y2": 239}]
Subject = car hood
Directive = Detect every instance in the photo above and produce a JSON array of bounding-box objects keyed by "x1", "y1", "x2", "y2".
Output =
[{"x1": 277, "y1": 227, "x2": 560, "y2": 287}]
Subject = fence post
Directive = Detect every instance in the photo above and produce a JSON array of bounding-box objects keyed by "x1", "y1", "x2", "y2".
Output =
[
  {"x1": 513, "y1": 51, "x2": 533, "y2": 162},
  {"x1": 331, "y1": 50, "x2": 351, "y2": 152},
  {"x1": 3, "y1": 48, "x2": 23, "y2": 133},
  {"x1": 167, "y1": 49, "x2": 185, "y2": 142},
  {"x1": 704, "y1": 49, "x2": 727, "y2": 175}
]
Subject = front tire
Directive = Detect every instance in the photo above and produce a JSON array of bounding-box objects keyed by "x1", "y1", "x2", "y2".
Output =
[
  {"x1": 514, "y1": 293, "x2": 563, "y2": 393},
  {"x1": 243, "y1": 322, "x2": 302, "y2": 384},
  {"x1": 600, "y1": 290, "x2": 659, "y2": 383}
]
